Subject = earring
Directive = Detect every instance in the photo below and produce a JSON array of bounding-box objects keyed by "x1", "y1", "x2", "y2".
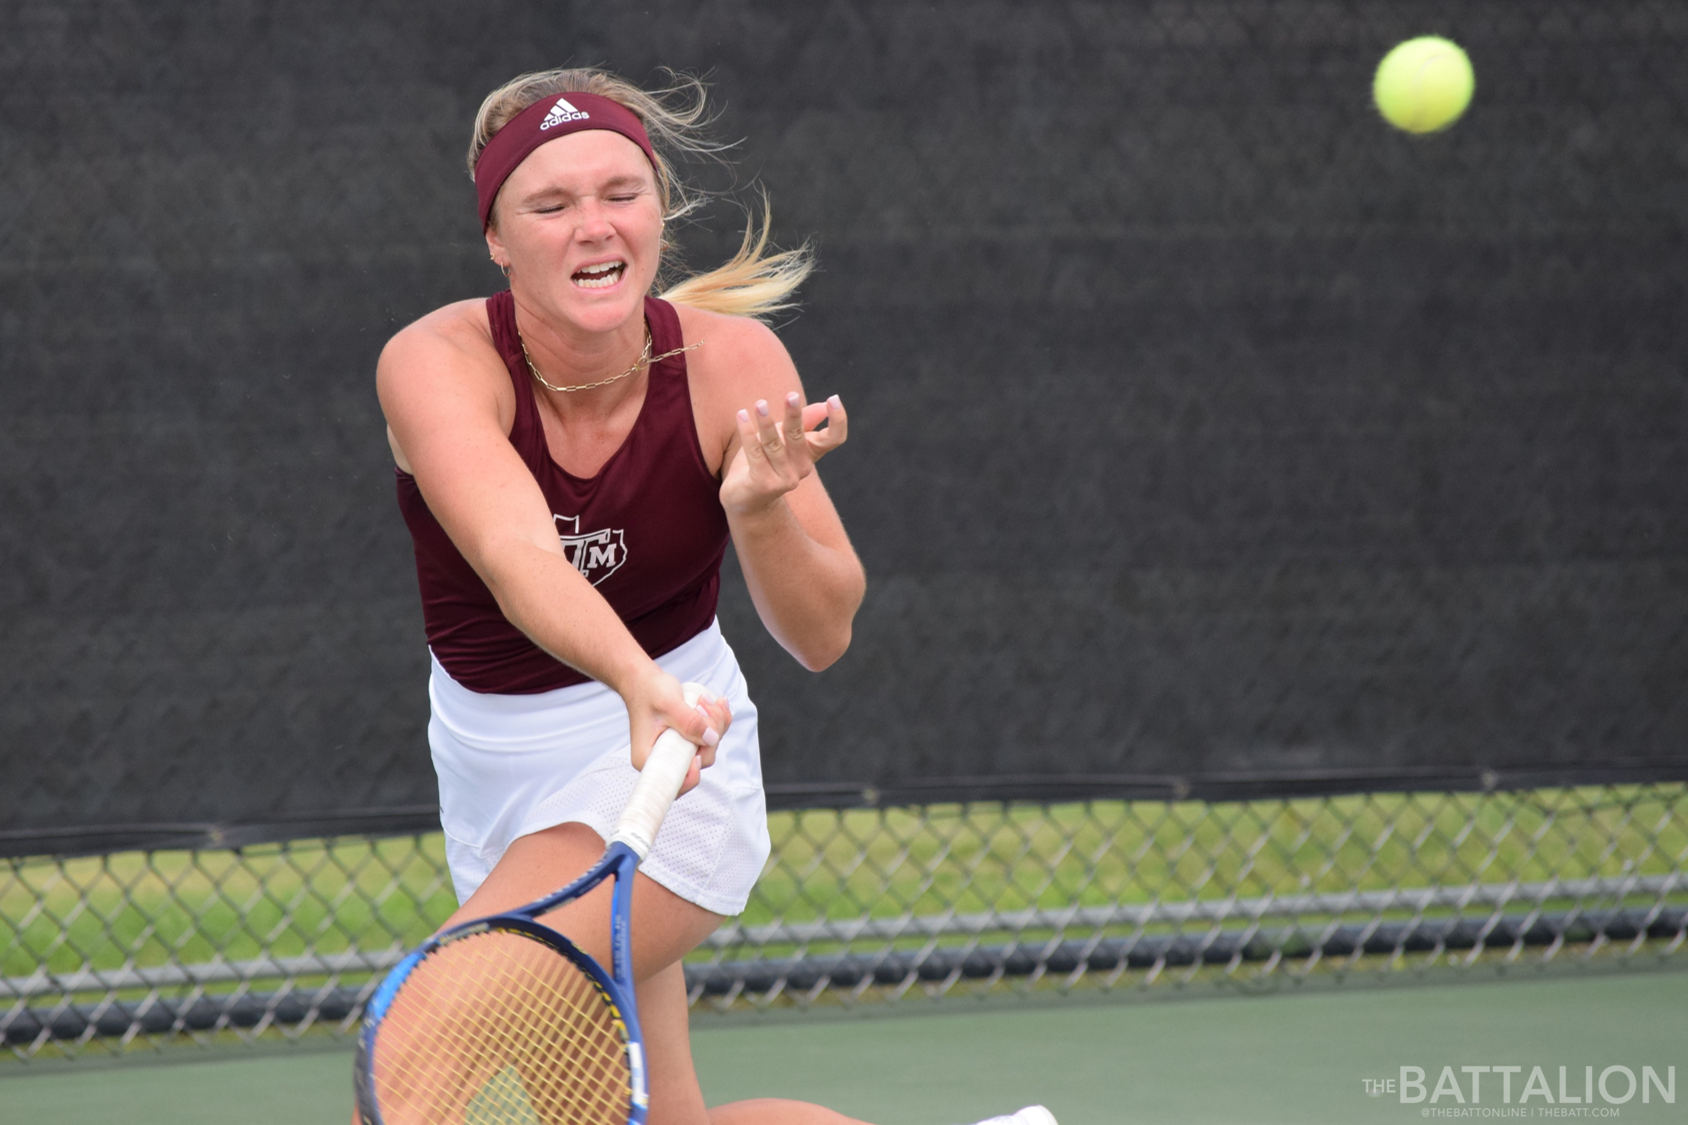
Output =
[{"x1": 493, "y1": 258, "x2": 511, "y2": 279}]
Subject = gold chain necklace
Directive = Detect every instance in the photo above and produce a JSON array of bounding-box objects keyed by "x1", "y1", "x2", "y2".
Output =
[{"x1": 520, "y1": 328, "x2": 699, "y2": 393}]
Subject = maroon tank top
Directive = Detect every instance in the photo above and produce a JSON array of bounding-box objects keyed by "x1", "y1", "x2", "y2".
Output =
[{"x1": 396, "y1": 292, "x2": 729, "y2": 694}]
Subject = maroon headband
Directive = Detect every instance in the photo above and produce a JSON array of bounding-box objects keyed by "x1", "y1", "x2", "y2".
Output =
[{"x1": 474, "y1": 92, "x2": 659, "y2": 228}]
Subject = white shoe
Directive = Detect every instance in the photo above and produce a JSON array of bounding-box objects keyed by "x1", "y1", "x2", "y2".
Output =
[{"x1": 966, "y1": 1107, "x2": 1058, "y2": 1125}]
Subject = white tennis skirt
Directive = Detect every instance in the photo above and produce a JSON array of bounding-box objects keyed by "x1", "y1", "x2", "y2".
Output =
[{"x1": 427, "y1": 619, "x2": 771, "y2": 916}]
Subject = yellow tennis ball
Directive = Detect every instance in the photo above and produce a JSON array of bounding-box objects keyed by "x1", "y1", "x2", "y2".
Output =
[{"x1": 1373, "y1": 36, "x2": 1475, "y2": 134}]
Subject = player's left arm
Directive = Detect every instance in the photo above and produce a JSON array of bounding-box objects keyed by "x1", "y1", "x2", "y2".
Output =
[{"x1": 688, "y1": 311, "x2": 864, "y2": 671}]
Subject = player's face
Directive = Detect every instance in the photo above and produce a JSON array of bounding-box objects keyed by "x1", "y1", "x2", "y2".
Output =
[{"x1": 487, "y1": 130, "x2": 663, "y2": 336}]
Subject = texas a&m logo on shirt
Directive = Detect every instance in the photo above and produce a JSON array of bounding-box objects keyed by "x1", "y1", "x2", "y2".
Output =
[{"x1": 555, "y1": 514, "x2": 626, "y2": 585}]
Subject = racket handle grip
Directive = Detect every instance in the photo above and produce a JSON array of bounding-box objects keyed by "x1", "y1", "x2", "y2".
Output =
[{"x1": 610, "y1": 683, "x2": 707, "y2": 859}]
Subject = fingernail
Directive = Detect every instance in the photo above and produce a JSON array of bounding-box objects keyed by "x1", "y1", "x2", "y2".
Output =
[
  {"x1": 828, "y1": 394, "x2": 842, "y2": 408},
  {"x1": 702, "y1": 728, "x2": 720, "y2": 747},
  {"x1": 756, "y1": 400, "x2": 770, "y2": 417},
  {"x1": 737, "y1": 409, "x2": 750, "y2": 423},
  {"x1": 787, "y1": 391, "x2": 800, "y2": 406}
]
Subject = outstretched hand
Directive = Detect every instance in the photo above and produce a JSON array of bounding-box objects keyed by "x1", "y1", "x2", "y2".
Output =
[{"x1": 719, "y1": 391, "x2": 848, "y2": 518}]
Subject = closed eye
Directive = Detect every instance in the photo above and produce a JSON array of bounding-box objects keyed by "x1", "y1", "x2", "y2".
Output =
[{"x1": 521, "y1": 197, "x2": 569, "y2": 215}]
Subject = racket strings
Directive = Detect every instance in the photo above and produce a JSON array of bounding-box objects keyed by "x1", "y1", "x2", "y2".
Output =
[{"x1": 373, "y1": 929, "x2": 631, "y2": 1125}]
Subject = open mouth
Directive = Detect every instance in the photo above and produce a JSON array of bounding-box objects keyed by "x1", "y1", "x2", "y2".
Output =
[{"x1": 572, "y1": 260, "x2": 626, "y2": 289}]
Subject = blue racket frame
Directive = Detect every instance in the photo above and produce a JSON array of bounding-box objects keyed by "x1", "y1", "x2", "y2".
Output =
[{"x1": 355, "y1": 840, "x2": 649, "y2": 1125}]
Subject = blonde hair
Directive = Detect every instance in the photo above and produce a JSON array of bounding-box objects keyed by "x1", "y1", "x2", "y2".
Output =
[{"x1": 468, "y1": 68, "x2": 813, "y2": 321}]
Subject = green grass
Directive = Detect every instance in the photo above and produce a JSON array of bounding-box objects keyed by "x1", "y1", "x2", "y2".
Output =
[
  {"x1": 743, "y1": 787, "x2": 1688, "y2": 928},
  {"x1": 4, "y1": 787, "x2": 1685, "y2": 986},
  {"x1": 3, "y1": 835, "x2": 459, "y2": 980}
]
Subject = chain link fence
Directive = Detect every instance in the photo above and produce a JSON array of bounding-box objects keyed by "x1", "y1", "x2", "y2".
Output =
[{"x1": 5, "y1": 785, "x2": 1684, "y2": 1061}]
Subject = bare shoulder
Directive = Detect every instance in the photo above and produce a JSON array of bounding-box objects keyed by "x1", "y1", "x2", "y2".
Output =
[
  {"x1": 672, "y1": 304, "x2": 800, "y2": 398},
  {"x1": 379, "y1": 299, "x2": 498, "y2": 385},
  {"x1": 377, "y1": 298, "x2": 516, "y2": 460}
]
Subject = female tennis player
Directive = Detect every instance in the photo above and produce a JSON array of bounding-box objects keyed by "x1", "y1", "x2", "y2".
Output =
[{"x1": 380, "y1": 66, "x2": 1054, "y2": 1125}]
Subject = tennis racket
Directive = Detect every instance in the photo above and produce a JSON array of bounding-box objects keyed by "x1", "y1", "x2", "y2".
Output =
[{"x1": 355, "y1": 683, "x2": 709, "y2": 1125}]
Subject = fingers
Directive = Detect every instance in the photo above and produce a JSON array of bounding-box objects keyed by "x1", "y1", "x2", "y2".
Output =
[
  {"x1": 676, "y1": 696, "x2": 718, "y2": 754},
  {"x1": 734, "y1": 401, "x2": 787, "y2": 467},
  {"x1": 738, "y1": 392, "x2": 843, "y2": 463},
  {"x1": 806, "y1": 394, "x2": 847, "y2": 459},
  {"x1": 690, "y1": 693, "x2": 726, "y2": 770},
  {"x1": 618, "y1": 670, "x2": 736, "y2": 802},
  {"x1": 679, "y1": 754, "x2": 703, "y2": 796},
  {"x1": 722, "y1": 391, "x2": 845, "y2": 516},
  {"x1": 755, "y1": 396, "x2": 786, "y2": 462},
  {"x1": 730, "y1": 396, "x2": 807, "y2": 504},
  {"x1": 699, "y1": 693, "x2": 733, "y2": 741},
  {"x1": 800, "y1": 401, "x2": 830, "y2": 430},
  {"x1": 674, "y1": 688, "x2": 728, "y2": 760},
  {"x1": 628, "y1": 672, "x2": 717, "y2": 772},
  {"x1": 782, "y1": 391, "x2": 805, "y2": 447},
  {"x1": 673, "y1": 691, "x2": 727, "y2": 795},
  {"x1": 659, "y1": 687, "x2": 715, "y2": 745},
  {"x1": 734, "y1": 406, "x2": 763, "y2": 461}
]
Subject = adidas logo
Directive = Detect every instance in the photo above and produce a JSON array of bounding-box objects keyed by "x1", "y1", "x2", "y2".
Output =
[{"x1": 539, "y1": 96, "x2": 590, "y2": 130}]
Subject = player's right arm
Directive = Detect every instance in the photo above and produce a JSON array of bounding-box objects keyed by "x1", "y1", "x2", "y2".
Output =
[{"x1": 376, "y1": 304, "x2": 721, "y2": 777}]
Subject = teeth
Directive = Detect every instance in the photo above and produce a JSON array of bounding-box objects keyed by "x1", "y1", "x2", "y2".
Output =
[{"x1": 573, "y1": 261, "x2": 625, "y2": 289}]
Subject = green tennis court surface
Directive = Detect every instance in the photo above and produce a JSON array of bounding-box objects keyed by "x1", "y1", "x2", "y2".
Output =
[{"x1": 6, "y1": 971, "x2": 1683, "y2": 1124}]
